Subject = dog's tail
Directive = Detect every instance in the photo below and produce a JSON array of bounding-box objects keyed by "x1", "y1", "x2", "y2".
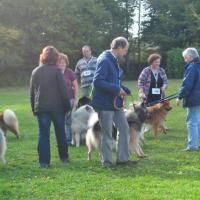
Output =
[
  {"x1": 87, "y1": 112, "x2": 98, "y2": 129},
  {"x1": 3, "y1": 109, "x2": 20, "y2": 139}
]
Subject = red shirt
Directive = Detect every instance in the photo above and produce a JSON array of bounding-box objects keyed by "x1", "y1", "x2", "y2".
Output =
[{"x1": 63, "y1": 68, "x2": 76, "y2": 99}]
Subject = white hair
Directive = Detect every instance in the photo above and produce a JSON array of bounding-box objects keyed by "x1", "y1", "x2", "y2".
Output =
[{"x1": 182, "y1": 48, "x2": 199, "y2": 59}]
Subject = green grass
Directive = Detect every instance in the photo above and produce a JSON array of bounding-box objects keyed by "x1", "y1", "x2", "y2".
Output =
[{"x1": 1, "y1": 80, "x2": 200, "y2": 200}]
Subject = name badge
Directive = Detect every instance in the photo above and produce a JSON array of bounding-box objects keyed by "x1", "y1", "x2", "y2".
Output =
[
  {"x1": 152, "y1": 88, "x2": 160, "y2": 95},
  {"x1": 83, "y1": 70, "x2": 91, "y2": 77}
]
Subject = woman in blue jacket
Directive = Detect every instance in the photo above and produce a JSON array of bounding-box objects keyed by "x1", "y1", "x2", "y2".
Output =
[
  {"x1": 177, "y1": 47, "x2": 200, "y2": 151},
  {"x1": 92, "y1": 37, "x2": 136, "y2": 167}
]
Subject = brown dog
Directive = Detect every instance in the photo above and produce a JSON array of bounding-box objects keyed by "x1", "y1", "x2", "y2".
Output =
[{"x1": 146, "y1": 100, "x2": 172, "y2": 137}]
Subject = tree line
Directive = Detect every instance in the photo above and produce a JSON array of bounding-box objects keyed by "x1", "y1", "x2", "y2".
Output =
[{"x1": 0, "y1": 0, "x2": 200, "y2": 86}]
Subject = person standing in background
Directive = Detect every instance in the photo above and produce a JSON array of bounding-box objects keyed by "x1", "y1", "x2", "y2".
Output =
[
  {"x1": 75, "y1": 45, "x2": 97, "y2": 97},
  {"x1": 138, "y1": 54, "x2": 168, "y2": 104},
  {"x1": 58, "y1": 53, "x2": 78, "y2": 145}
]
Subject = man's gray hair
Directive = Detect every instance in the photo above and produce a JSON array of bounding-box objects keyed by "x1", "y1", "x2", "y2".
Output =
[
  {"x1": 82, "y1": 45, "x2": 91, "y2": 51},
  {"x1": 182, "y1": 48, "x2": 199, "y2": 59},
  {"x1": 111, "y1": 37, "x2": 129, "y2": 49}
]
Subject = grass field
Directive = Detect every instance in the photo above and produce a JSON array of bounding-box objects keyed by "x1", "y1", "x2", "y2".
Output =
[{"x1": 1, "y1": 80, "x2": 200, "y2": 200}]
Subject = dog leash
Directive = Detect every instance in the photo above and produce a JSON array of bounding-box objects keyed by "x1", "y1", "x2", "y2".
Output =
[{"x1": 147, "y1": 93, "x2": 178, "y2": 106}]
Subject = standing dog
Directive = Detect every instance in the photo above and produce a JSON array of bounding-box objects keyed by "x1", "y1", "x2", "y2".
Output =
[
  {"x1": 0, "y1": 109, "x2": 19, "y2": 164},
  {"x1": 71, "y1": 105, "x2": 95, "y2": 147},
  {"x1": 126, "y1": 103, "x2": 151, "y2": 157},
  {"x1": 0, "y1": 109, "x2": 20, "y2": 139},
  {"x1": 145, "y1": 100, "x2": 172, "y2": 137},
  {"x1": 86, "y1": 112, "x2": 117, "y2": 160},
  {"x1": 77, "y1": 96, "x2": 91, "y2": 108},
  {"x1": 86, "y1": 102, "x2": 151, "y2": 160}
]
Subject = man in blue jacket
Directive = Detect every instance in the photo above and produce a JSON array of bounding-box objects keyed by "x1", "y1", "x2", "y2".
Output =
[
  {"x1": 92, "y1": 37, "x2": 136, "y2": 167},
  {"x1": 176, "y1": 48, "x2": 200, "y2": 151}
]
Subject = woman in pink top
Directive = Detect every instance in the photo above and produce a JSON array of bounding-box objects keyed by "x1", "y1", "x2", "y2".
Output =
[{"x1": 58, "y1": 53, "x2": 78, "y2": 145}]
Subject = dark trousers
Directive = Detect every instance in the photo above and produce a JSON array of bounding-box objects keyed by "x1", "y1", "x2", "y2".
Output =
[{"x1": 37, "y1": 112, "x2": 68, "y2": 165}]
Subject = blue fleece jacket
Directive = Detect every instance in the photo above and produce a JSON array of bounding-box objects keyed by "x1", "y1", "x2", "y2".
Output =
[
  {"x1": 178, "y1": 57, "x2": 200, "y2": 107},
  {"x1": 92, "y1": 50, "x2": 122, "y2": 111}
]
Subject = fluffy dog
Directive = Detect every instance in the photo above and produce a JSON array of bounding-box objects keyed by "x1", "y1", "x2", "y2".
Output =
[
  {"x1": 145, "y1": 100, "x2": 172, "y2": 137},
  {"x1": 77, "y1": 96, "x2": 91, "y2": 108},
  {"x1": 86, "y1": 112, "x2": 117, "y2": 160},
  {"x1": 0, "y1": 109, "x2": 20, "y2": 139},
  {"x1": 71, "y1": 105, "x2": 95, "y2": 147},
  {"x1": 86, "y1": 102, "x2": 151, "y2": 160},
  {"x1": 126, "y1": 103, "x2": 151, "y2": 157},
  {"x1": 0, "y1": 128, "x2": 6, "y2": 164}
]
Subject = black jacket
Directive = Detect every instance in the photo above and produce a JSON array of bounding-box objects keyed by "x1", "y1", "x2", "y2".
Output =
[{"x1": 30, "y1": 64, "x2": 71, "y2": 114}]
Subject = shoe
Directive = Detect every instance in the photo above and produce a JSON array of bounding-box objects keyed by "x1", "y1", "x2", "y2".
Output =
[
  {"x1": 102, "y1": 161, "x2": 114, "y2": 168},
  {"x1": 39, "y1": 163, "x2": 50, "y2": 168},
  {"x1": 61, "y1": 158, "x2": 70, "y2": 163},
  {"x1": 116, "y1": 160, "x2": 138, "y2": 166},
  {"x1": 184, "y1": 148, "x2": 199, "y2": 152}
]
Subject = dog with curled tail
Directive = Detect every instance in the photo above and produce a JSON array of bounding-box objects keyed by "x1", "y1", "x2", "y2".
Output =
[{"x1": 0, "y1": 109, "x2": 20, "y2": 139}]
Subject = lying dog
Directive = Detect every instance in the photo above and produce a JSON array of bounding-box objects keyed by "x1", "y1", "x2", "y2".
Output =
[
  {"x1": 71, "y1": 105, "x2": 95, "y2": 147},
  {"x1": 0, "y1": 109, "x2": 20, "y2": 139},
  {"x1": 86, "y1": 102, "x2": 151, "y2": 159},
  {"x1": 145, "y1": 100, "x2": 172, "y2": 137},
  {"x1": 0, "y1": 128, "x2": 6, "y2": 163}
]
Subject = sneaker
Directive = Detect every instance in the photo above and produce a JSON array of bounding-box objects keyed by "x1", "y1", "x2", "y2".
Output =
[{"x1": 116, "y1": 160, "x2": 138, "y2": 166}]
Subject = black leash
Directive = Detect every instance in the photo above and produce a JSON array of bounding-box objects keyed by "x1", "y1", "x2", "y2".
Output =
[{"x1": 146, "y1": 93, "x2": 178, "y2": 106}]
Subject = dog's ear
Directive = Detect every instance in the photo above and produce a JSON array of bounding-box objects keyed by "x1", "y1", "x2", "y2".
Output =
[{"x1": 132, "y1": 103, "x2": 136, "y2": 110}]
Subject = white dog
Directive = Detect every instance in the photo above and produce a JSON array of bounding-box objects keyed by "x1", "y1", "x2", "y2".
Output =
[
  {"x1": 0, "y1": 128, "x2": 7, "y2": 164},
  {"x1": 86, "y1": 112, "x2": 102, "y2": 160},
  {"x1": 71, "y1": 105, "x2": 95, "y2": 147},
  {"x1": 0, "y1": 109, "x2": 20, "y2": 139},
  {"x1": 86, "y1": 112, "x2": 118, "y2": 160}
]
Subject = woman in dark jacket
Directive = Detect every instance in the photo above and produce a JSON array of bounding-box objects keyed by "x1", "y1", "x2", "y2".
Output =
[
  {"x1": 30, "y1": 46, "x2": 71, "y2": 168},
  {"x1": 177, "y1": 48, "x2": 200, "y2": 151}
]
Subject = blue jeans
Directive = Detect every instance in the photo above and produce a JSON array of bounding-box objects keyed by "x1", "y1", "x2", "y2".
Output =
[
  {"x1": 37, "y1": 112, "x2": 68, "y2": 165},
  {"x1": 186, "y1": 106, "x2": 200, "y2": 150}
]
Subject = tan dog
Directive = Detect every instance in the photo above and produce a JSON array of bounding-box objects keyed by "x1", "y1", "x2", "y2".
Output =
[{"x1": 146, "y1": 100, "x2": 172, "y2": 137}]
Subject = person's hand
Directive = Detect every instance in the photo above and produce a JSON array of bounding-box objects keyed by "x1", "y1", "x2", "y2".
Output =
[
  {"x1": 139, "y1": 92, "x2": 146, "y2": 102},
  {"x1": 161, "y1": 86, "x2": 166, "y2": 93},
  {"x1": 119, "y1": 88, "x2": 128, "y2": 96},
  {"x1": 176, "y1": 98, "x2": 180, "y2": 107}
]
